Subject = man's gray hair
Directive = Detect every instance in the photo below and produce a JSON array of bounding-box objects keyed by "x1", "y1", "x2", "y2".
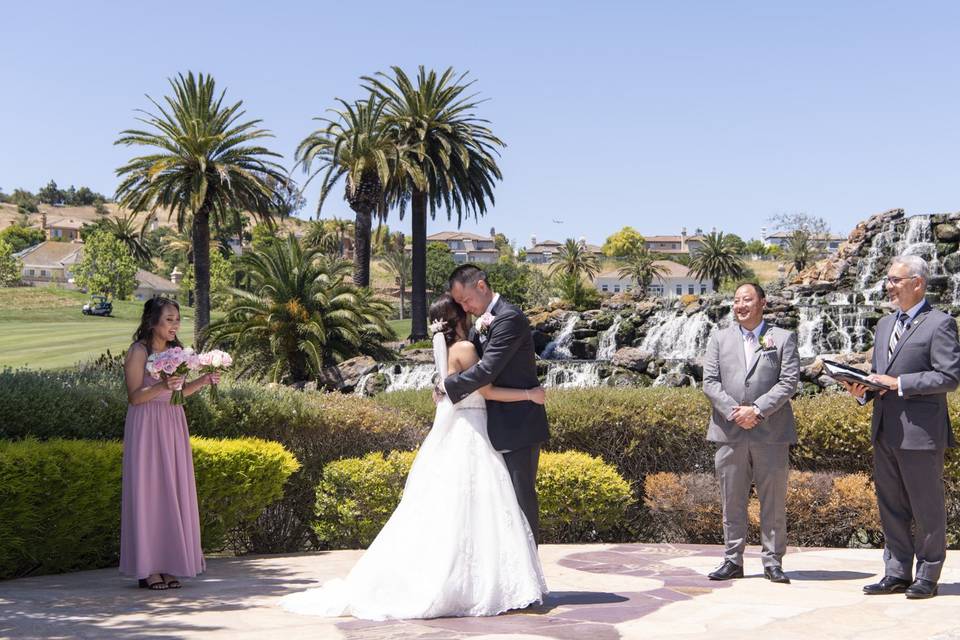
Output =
[{"x1": 891, "y1": 254, "x2": 930, "y2": 282}]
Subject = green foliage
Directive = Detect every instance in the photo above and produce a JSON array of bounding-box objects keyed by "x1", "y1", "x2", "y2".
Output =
[
  {"x1": 688, "y1": 231, "x2": 746, "y2": 291},
  {"x1": 554, "y1": 272, "x2": 601, "y2": 310},
  {"x1": 786, "y1": 229, "x2": 817, "y2": 273},
  {"x1": 80, "y1": 211, "x2": 152, "y2": 266},
  {"x1": 179, "y1": 249, "x2": 234, "y2": 309},
  {"x1": 0, "y1": 239, "x2": 21, "y2": 286},
  {"x1": 549, "y1": 238, "x2": 601, "y2": 281},
  {"x1": 425, "y1": 242, "x2": 457, "y2": 296},
  {"x1": 0, "y1": 224, "x2": 45, "y2": 252},
  {"x1": 617, "y1": 247, "x2": 668, "y2": 297},
  {"x1": 314, "y1": 450, "x2": 416, "y2": 548},
  {"x1": 72, "y1": 231, "x2": 138, "y2": 299},
  {"x1": 0, "y1": 437, "x2": 299, "y2": 579},
  {"x1": 10, "y1": 189, "x2": 39, "y2": 213},
  {"x1": 206, "y1": 236, "x2": 396, "y2": 383},
  {"x1": 36, "y1": 180, "x2": 109, "y2": 206},
  {"x1": 744, "y1": 239, "x2": 767, "y2": 258},
  {"x1": 723, "y1": 233, "x2": 746, "y2": 255},
  {"x1": 602, "y1": 226, "x2": 646, "y2": 257},
  {"x1": 485, "y1": 259, "x2": 535, "y2": 308},
  {"x1": 313, "y1": 450, "x2": 633, "y2": 547}
]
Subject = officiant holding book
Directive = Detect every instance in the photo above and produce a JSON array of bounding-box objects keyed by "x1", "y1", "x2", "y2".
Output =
[{"x1": 842, "y1": 254, "x2": 960, "y2": 600}]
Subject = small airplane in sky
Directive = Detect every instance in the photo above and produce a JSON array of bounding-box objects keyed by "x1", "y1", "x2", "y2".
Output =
[{"x1": 552, "y1": 219, "x2": 564, "y2": 224}]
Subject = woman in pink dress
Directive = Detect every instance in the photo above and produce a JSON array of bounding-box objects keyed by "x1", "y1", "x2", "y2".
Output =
[{"x1": 120, "y1": 297, "x2": 219, "y2": 590}]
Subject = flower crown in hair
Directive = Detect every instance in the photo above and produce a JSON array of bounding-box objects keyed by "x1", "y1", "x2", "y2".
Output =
[{"x1": 429, "y1": 319, "x2": 447, "y2": 336}]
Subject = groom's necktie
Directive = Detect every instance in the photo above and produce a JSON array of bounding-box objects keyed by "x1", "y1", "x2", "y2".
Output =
[
  {"x1": 888, "y1": 312, "x2": 908, "y2": 358},
  {"x1": 743, "y1": 330, "x2": 756, "y2": 366}
]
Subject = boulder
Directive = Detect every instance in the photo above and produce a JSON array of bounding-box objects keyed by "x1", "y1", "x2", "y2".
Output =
[
  {"x1": 611, "y1": 347, "x2": 654, "y2": 372},
  {"x1": 399, "y1": 348, "x2": 435, "y2": 365},
  {"x1": 569, "y1": 338, "x2": 598, "y2": 360},
  {"x1": 934, "y1": 222, "x2": 960, "y2": 243}
]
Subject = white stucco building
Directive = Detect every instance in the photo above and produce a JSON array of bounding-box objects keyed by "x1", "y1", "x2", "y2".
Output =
[{"x1": 594, "y1": 259, "x2": 713, "y2": 297}]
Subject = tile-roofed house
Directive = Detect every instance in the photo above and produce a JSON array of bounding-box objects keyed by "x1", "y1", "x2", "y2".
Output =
[
  {"x1": 43, "y1": 216, "x2": 86, "y2": 241},
  {"x1": 523, "y1": 237, "x2": 604, "y2": 264},
  {"x1": 133, "y1": 269, "x2": 179, "y2": 300},
  {"x1": 594, "y1": 259, "x2": 714, "y2": 298},
  {"x1": 763, "y1": 230, "x2": 845, "y2": 252},
  {"x1": 14, "y1": 240, "x2": 84, "y2": 285},
  {"x1": 643, "y1": 228, "x2": 707, "y2": 255},
  {"x1": 421, "y1": 231, "x2": 500, "y2": 264}
]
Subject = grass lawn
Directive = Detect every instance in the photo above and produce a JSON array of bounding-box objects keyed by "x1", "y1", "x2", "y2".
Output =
[
  {"x1": 389, "y1": 318, "x2": 411, "y2": 339},
  {"x1": 0, "y1": 287, "x2": 197, "y2": 370}
]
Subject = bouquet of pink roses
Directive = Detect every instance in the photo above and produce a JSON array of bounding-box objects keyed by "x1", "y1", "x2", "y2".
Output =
[
  {"x1": 145, "y1": 346, "x2": 201, "y2": 405},
  {"x1": 198, "y1": 349, "x2": 233, "y2": 401}
]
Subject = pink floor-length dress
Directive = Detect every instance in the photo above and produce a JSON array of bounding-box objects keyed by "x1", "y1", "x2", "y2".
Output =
[{"x1": 119, "y1": 348, "x2": 205, "y2": 579}]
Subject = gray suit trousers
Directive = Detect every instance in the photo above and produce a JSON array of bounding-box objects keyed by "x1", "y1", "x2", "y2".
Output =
[
  {"x1": 715, "y1": 441, "x2": 789, "y2": 568},
  {"x1": 873, "y1": 438, "x2": 947, "y2": 581}
]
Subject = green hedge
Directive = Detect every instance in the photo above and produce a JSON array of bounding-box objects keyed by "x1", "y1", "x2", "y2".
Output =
[
  {"x1": 0, "y1": 437, "x2": 299, "y2": 579},
  {"x1": 313, "y1": 450, "x2": 634, "y2": 546}
]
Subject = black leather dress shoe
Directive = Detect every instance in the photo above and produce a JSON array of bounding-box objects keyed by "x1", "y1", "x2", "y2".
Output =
[
  {"x1": 764, "y1": 566, "x2": 791, "y2": 584},
  {"x1": 905, "y1": 578, "x2": 938, "y2": 599},
  {"x1": 708, "y1": 560, "x2": 744, "y2": 580},
  {"x1": 863, "y1": 576, "x2": 911, "y2": 595}
]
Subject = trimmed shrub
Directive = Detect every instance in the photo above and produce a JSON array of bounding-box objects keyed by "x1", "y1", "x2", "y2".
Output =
[
  {"x1": 313, "y1": 450, "x2": 634, "y2": 547},
  {"x1": 0, "y1": 437, "x2": 299, "y2": 579},
  {"x1": 644, "y1": 471, "x2": 883, "y2": 548}
]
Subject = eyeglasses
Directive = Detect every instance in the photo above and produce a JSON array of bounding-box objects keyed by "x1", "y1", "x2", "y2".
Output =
[{"x1": 885, "y1": 275, "x2": 919, "y2": 285}]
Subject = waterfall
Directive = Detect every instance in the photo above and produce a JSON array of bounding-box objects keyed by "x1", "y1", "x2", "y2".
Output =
[
  {"x1": 542, "y1": 314, "x2": 579, "y2": 359},
  {"x1": 856, "y1": 216, "x2": 899, "y2": 302},
  {"x1": 639, "y1": 309, "x2": 717, "y2": 360},
  {"x1": 951, "y1": 273, "x2": 960, "y2": 306},
  {"x1": 597, "y1": 315, "x2": 622, "y2": 360},
  {"x1": 543, "y1": 361, "x2": 602, "y2": 388},
  {"x1": 353, "y1": 372, "x2": 375, "y2": 396},
  {"x1": 797, "y1": 306, "x2": 823, "y2": 358},
  {"x1": 384, "y1": 364, "x2": 437, "y2": 392}
]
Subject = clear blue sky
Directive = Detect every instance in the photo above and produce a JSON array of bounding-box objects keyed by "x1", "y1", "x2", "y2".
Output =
[{"x1": 2, "y1": 1, "x2": 959, "y2": 248}]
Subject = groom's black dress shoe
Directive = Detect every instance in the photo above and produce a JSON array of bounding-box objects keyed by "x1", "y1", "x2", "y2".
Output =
[
  {"x1": 862, "y1": 576, "x2": 911, "y2": 595},
  {"x1": 905, "y1": 578, "x2": 938, "y2": 599},
  {"x1": 764, "y1": 566, "x2": 790, "y2": 584},
  {"x1": 708, "y1": 560, "x2": 743, "y2": 580}
]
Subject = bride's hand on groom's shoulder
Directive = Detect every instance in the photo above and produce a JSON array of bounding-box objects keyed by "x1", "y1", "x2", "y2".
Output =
[{"x1": 528, "y1": 386, "x2": 546, "y2": 405}]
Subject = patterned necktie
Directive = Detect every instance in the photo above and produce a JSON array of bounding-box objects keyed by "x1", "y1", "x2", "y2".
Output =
[
  {"x1": 744, "y1": 331, "x2": 756, "y2": 365},
  {"x1": 888, "y1": 313, "x2": 908, "y2": 358}
]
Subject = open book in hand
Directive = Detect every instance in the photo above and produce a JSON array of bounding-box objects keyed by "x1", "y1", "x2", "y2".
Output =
[{"x1": 821, "y1": 359, "x2": 892, "y2": 391}]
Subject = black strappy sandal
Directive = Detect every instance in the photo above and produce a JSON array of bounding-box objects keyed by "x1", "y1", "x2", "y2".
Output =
[{"x1": 138, "y1": 575, "x2": 168, "y2": 590}]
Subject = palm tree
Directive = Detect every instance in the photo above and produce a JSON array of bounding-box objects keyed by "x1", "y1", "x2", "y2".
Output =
[
  {"x1": 297, "y1": 95, "x2": 407, "y2": 288},
  {"x1": 206, "y1": 235, "x2": 395, "y2": 383},
  {"x1": 363, "y1": 66, "x2": 505, "y2": 340},
  {"x1": 617, "y1": 248, "x2": 668, "y2": 298},
  {"x1": 382, "y1": 244, "x2": 411, "y2": 320},
  {"x1": 549, "y1": 238, "x2": 601, "y2": 281},
  {"x1": 688, "y1": 231, "x2": 745, "y2": 291},
  {"x1": 114, "y1": 71, "x2": 287, "y2": 344},
  {"x1": 785, "y1": 229, "x2": 815, "y2": 274},
  {"x1": 302, "y1": 220, "x2": 340, "y2": 256}
]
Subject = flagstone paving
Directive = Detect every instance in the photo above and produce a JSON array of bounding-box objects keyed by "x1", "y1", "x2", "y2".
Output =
[{"x1": 2, "y1": 544, "x2": 960, "y2": 639}]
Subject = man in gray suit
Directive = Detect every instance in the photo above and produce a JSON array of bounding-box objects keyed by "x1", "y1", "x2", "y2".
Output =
[
  {"x1": 702, "y1": 282, "x2": 800, "y2": 584},
  {"x1": 843, "y1": 254, "x2": 960, "y2": 599}
]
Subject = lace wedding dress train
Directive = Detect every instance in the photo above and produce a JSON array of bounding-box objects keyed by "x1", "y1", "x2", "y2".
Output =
[{"x1": 279, "y1": 334, "x2": 547, "y2": 620}]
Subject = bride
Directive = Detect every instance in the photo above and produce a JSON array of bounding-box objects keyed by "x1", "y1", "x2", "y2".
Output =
[{"x1": 280, "y1": 294, "x2": 549, "y2": 620}]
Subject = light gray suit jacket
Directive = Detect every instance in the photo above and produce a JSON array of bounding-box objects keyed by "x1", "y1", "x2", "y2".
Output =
[
  {"x1": 703, "y1": 324, "x2": 800, "y2": 444},
  {"x1": 866, "y1": 301, "x2": 960, "y2": 450}
]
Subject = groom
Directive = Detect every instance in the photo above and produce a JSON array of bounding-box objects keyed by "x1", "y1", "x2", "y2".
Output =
[{"x1": 436, "y1": 264, "x2": 550, "y2": 541}]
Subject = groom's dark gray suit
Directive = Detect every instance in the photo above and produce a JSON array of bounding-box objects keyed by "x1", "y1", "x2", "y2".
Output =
[
  {"x1": 863, "y1": 300, "x2": 960, "y2": 582},
  {"x1": 443, "y1": 296, "x2": 549, "y2": 541}
]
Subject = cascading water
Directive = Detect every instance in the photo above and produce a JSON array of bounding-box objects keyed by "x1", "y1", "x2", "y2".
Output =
[
  {"x1": 384, "y1": 364, "x2": 437, "y2": 392},
  {"x1": 596, "y1": 315, "x2": 622, "y2": 360},
  {"x1": 543, "y1": 361, "x2": 603, "y2": 388},
  {"x1": 639, "y1": 309, "x2": 717, "y2": 360},
  {"x1": 541, "y1": 314, "x2": 578, "y2": 359}
]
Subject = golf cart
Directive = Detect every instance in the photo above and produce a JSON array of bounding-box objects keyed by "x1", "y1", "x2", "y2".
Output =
[{"x1": 82, "y1": 295, "x2": 113, "y2": 317}]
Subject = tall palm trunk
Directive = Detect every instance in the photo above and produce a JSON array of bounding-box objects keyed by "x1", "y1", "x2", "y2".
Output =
[
  {"x1": 192, "y1": 204, "x2": 212, "y2": 346},
  {"x1": 398, "y1": 281, "x2": 405, "y2": 320},
  {"x1": 409, "y1": 190, "x2": 428, "y2": 341},
  {"x1": 352, "y1": 207, "x2": 373, "y2": 287}
]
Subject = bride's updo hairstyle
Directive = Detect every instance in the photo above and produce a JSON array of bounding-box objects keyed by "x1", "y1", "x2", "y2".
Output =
[{"x1": 429, "y1": 294, "x2": 467, "y2": 347}]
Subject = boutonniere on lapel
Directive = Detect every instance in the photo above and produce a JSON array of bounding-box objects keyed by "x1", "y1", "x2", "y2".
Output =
[
  {"x1": 475, "y1": 312, "x2": 494, "y2": 337},
  {"x1": 758, "y1": 334, "x2": 777, "y2": 352}
]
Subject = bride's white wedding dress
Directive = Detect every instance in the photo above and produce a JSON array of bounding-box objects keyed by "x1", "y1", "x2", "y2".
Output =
[{"x1": 279, "y1": 333, "x2": 547, "y2": 620}]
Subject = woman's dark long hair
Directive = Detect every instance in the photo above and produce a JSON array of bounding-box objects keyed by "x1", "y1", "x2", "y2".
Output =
[
  {"x1": 132, "y1": 297, "x2": 183, "y2": 354},
  {"x1": 428, "y1": 294, "x2": 468, "y2": 347}
]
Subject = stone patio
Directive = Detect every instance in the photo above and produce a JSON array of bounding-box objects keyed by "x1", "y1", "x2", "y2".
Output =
[{"x1": 2, "y1": 544, "x2": 960, "y2": 639}]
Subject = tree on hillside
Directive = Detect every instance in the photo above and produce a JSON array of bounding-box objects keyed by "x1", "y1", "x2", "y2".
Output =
[
  {"x1": 617, "y1": 247, "x2": 668, "y2": 298},
  {"x1": 0, "y1": 239, "x2": 22, "y2": 286},
  {"x1": 688, "y1": 231, "x2": 745, "y2": 291},
  {"x1": 724, "y1": 233, "x2": 746, "y2": 255},
  {"x1": 115, "y1": 71, "x2": 288, "y2": 345},
  {"x1": 425, "y1": 242, "x2": 457, "y2": 300},
  {"x1": 0, "y1": 224, "x2": 45, "y2": 252},
  {"x1": 602, "y1": 226, "x2": 646, "y2": 257},
  {"x1": 178, "y1": 249, "x2": 235, "y2": 310},
  {"x1": 364, "y1": 66, "x2": 505, "y2": 340},
  {"x1": 73, "y1": 232, "x2": 138, "y2": 299},
  {"x1": 768, "y1": 212, "x2": 830, "y2": 237},
  {"x1": 382, "y1": 245, "x2": 411, "y2": 320},
  {"x1": 744, "y1": 239, "x2": 768, "y2": 259},
  {"x1": 549, "y1": 238, "x2": 601, "y2": 281},
  {"x1": 785, "y1": 229, "x2": 815, "y2": 274},
  {"x1": 297, "y1": 94, "x2": 411, "y2": 288}
]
